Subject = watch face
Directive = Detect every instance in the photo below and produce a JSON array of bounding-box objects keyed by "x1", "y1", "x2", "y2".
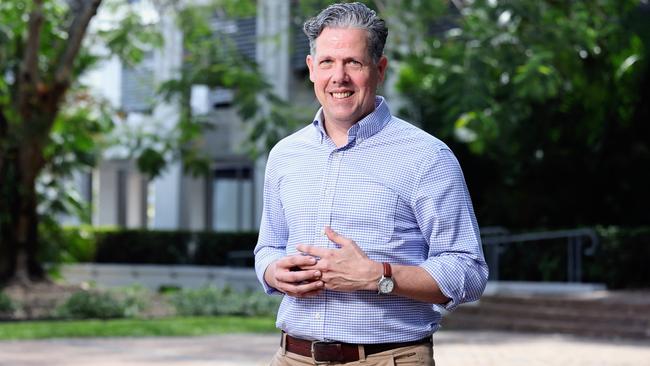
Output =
[{"x1": 379, "y1": 278, "x2": 394, "y2": 294}]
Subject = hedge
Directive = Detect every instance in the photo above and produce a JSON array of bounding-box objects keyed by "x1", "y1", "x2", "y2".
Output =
[
  {"x1": 46, "y1": 227, "x2": 258, "y2": 267},
  {"x1": 45, "y1": 226, "x2": 649, "y2": 289},
  {"x1": 584, "y1": 226, "x2": 650, "y2": 289}
]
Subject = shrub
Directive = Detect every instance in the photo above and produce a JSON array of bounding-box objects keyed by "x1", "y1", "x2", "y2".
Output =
[
  {"x1": 584, "y1": 226, "x2": 650, "y2": 289},
  {"x1": 56, "y1": 291, "x2": 125, "y2": 319},
  {"x1": 111, "y1": 285, "x2": 152, "y2": 318},
  {"x1": 0, "y1": 292, "x2": 15, "y2": 314},
  {"x1": 39, "y1": 223, "x2": 98, "y2": 267},
  {"x1": 61, "y1": 228, "x2": 259, "y2": 266},
  {"x1": 169, "y1": 286, "x2": 281, "y2": 317},
  {"x1": 56, "y1": 286, "x2": 151, "y2": 319},
  {"x1": 95, "y1": 230, "x2": 191, "y2": 264},
  {"x1": 194, "y1": 232, "x2": 258, "y2": 266}
]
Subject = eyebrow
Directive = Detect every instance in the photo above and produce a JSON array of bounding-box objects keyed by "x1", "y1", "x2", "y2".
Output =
[{"x1": 317, "y1": 55, "x2": 364, "y2": 63}]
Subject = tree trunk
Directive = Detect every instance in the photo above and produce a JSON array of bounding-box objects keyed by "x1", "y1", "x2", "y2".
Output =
[
  {"x1": 0, "y1": 145, "x2": 45, "y2": 285},
  {"x1": 16, "y1": 144, "x2": 45, "y2": 283},
  {"x1": 0, "y1": 153, "x2": 19, "y2": 282},
  {"x1": 0, "y1": 0, "x2": 103, "y2": 285}
]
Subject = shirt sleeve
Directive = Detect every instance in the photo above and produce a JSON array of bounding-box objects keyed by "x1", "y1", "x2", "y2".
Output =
[
  {"x1": 411, "y1": 148, "x2": 489, "y2": 311},
  {"x1": 253, "y1": 152, "x2": 289, "y2": 295}
]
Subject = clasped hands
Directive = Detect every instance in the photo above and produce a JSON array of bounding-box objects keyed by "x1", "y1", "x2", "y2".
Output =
[{"x1": 266, "y1": 227, "x2": 383, "y2": 297}]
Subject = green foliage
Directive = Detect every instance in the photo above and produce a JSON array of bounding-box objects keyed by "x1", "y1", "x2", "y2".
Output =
[
  {"x1": 56, "y1": 291, "x2": 126, "y2": 319},
  {"x1": 584, "y1": 226, "x2": 650, "y2": 289},
  {"x1": 92, "y1": 229, "x2": 258, "y2": 265},
  {"x1": 193, "y1": 231, "x2": 259, "y2": 266},
  {"x1": 395, "y1": 0, "x2": 649, "y2": 228},
  {"x1": 96, "y1": 9, "x2": 164, "y2": 67},
  {"x1": 156, "y1": 0, "x2": 305, "y2": 163},
  {"x1": 38, "y1": 222, "x2": 97, "y2": 278},
  {"x1": 490, "y1": 226, "x2": 650, "y2": 288},
  {"x1": 94, "y1": 229, "x2": 191, "y2": 264},
  {"x1": 112, "y1": 284, "x2": 152, "y2": 318},
  {"x1": 0, "y1": 316, "x2": 277, "y2": 340},
  {"x1": 0, "y1": 0, "x2": 173, "y2": 280},
  {"x1": 41, "y1": 226, "x2": 259, "y2": 266},
  {"x1": 2, "y1": 0, "x2": 300, "y2": 281},
  {"x1": 0, "y1": 291, "x2": 16, "y2": 314},
  {"x1": 169, "y1": 286, "x2": 281, "y2": 317},
  {"x1": 56, "y1": 286, "x2": 150, "y2": 319},
  {"x1": 495, "y1": 240, "x2": 567, "y2": 282}
]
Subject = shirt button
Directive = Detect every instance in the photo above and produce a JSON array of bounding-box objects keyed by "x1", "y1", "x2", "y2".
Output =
[{"x1": 314, "y1": 312, "x2": 321, "y2": 320}]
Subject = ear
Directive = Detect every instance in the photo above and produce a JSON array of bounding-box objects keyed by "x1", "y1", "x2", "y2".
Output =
[
  {"x1": 376, "y1": 55, "x2": 388, "y2": 83},
  {"x1": 306, "y1": 55, "x2": 316, "y2": 82}
]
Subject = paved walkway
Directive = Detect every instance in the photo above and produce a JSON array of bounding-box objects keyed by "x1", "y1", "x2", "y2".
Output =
[{"x1": 0, "y1": 331, "x2": 649, "y2": 366}]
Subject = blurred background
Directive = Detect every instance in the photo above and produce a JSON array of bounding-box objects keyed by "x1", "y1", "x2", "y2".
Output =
[{"x1": 0, "y1": 0, "x2": 649, "y2": 346}]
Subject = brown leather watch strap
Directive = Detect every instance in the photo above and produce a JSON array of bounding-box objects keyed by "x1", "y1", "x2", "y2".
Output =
[{"x1": 382, "y1": 262, "x2": 392, "y2": 278}]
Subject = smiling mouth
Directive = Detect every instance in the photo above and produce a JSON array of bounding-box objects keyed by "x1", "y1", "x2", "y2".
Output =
[{"x1": 331, "y1": 91, "x2": 354, "y2": 99}]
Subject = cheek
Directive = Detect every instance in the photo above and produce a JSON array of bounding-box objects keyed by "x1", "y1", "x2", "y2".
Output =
[
  {"x1": 316, "y1": 78, "x2": 332, "y2": 91},
  {"x1": 354, "y1": 75, "x2": 373, "y2": 90}
]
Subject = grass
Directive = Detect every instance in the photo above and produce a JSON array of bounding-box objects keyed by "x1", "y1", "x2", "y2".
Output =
[{"x1": 0, "y1": 316, "x2": 278, "y2": 340}]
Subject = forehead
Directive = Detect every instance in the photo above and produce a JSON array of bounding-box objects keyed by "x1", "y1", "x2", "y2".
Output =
[{"x1": 314, "y1": 27, "x2": 370, "y2": 57}]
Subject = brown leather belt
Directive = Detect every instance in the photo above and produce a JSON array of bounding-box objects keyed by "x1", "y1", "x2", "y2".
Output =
[{"x1": 284, "y1": 333, "x2": 432, "y2": 363}]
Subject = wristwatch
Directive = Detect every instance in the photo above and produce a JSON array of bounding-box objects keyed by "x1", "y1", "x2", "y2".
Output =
[{"x1": 377, "y1": 262, "x2": 395, "y2": 295}]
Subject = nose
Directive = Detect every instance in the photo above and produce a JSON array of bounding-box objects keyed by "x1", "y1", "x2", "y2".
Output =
[{"x1": 331, "y1": 63, "x2": 349, "y2": 84}]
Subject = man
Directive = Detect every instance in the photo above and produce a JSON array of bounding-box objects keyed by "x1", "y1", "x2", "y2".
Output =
[{"x1": 254, "y1": 3, "x2": 488, "y2": 365}]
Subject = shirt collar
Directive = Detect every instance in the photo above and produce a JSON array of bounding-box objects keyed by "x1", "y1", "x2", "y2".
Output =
[{"x1": 311, "y1": 96, "x2": 392, "y2": 145}]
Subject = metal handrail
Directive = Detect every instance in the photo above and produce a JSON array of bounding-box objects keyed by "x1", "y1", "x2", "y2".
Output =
[{"x1": 480, "y1": 227, "x2": 599, "y2": 283}]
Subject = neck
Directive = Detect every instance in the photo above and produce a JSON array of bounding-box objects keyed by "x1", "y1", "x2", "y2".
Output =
[{"x1": 323, "y1": 119, "x2": 353, "y2": 148}]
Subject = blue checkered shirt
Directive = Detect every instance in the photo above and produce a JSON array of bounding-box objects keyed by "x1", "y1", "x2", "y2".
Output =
[{"x1": 254, "y1": 96, "x2": 488, "y2": 343}]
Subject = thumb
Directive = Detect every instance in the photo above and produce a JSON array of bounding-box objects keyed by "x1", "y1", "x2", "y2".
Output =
[{"x1": 324, "y1": 226, "x2": 354, "y2": 247}]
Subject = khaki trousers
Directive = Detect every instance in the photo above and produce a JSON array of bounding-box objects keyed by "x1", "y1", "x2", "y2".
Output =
[{"x1": 270, "y1": 340, "x2": 435, "y2": 366}]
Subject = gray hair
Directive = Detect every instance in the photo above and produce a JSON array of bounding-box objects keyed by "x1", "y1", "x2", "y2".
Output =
[{"x1": 303, "y1": 2, "x2": 388, "y2": 64}]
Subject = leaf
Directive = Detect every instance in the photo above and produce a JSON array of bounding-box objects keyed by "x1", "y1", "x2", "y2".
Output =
[
  {"x1": 615, "y1": 54, "x2": 641, "y2": 80},
  {"x1": 136, "y1": 148, "x2": 167, "y2": 178}
]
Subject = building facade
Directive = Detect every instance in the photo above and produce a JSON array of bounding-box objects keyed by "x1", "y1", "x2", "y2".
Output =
[
  {"x1": 71, "y1": 0, "x2": 308, "y2": 232},
  {"x1": 77, "y1": 0, "x2": 403, "y2": 232}
]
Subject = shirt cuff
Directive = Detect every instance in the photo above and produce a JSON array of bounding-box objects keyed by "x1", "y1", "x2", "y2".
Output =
[
  {"x1": 255, "y1": 251, "x2": 284, "y2": 295},
  {"x1": 419, "y1": 256, "x2": 471, "y2": 312}
]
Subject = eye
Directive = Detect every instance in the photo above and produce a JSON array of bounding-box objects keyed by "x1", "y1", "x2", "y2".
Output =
[
  {"x1": 319, "y1": 59, "x2": 333, "y2": 68},
  {"x1": 347, "y1": 60, "x2": 363, "y2": 70}
]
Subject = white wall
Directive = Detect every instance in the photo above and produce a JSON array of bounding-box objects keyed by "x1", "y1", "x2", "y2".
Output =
[
  {"x1": 94, "y1": 161, "x2": 118, "y2": 226},
  {"x1": 149, "y1": 5, "x2": 185, "y2": 230},
  {"x1": 180, "y1": 174, "x2": 207, "y2": 230},
  {"x1": 152, "y1": 162, "x2": 182, "y2": 229}
]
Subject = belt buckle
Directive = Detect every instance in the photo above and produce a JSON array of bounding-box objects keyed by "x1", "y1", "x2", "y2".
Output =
[{"x1": 311, "y1": 341, "x2": 334, "y2": 365}]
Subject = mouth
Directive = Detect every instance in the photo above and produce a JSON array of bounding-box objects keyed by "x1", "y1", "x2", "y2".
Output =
[{"x1": 330, "y1": 91, "x2": 354, "y2": 99}]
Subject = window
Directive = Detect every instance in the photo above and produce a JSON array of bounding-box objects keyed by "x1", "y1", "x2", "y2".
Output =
[
  {"x1": 211, "y1": 165, "x2": 255, "y2": 231},
  {"x1": 121, "y1": 52, "x2": 155, "y2": 113}
]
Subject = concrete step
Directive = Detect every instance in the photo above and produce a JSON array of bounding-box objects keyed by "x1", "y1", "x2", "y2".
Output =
[
  {"x1": 479, "y1": 293, "x2": 650, "y2": 311},
  {"x1": 443, "y1": 291, "x2": 650, "y2": 340},
  {"x1": 443, "y1": 312, "x2": 650, "y2": 339},
  {"x1": 456, "y1": 299, "x2": 650, "y2": 326}
]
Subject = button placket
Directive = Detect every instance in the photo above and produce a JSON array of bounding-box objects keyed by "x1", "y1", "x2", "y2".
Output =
[{"x1": 314, "y1": 150, "x2": 343, "y2": 246}]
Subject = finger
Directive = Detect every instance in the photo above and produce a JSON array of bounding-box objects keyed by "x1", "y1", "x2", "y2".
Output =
[
  {"x1": 279, "y1": 254, "x2": 317, "y2": 269},
  {"x1": 283, "y1": 280, "x2": 324, "y2": 296},
  {"x1": 296, "y1": 244, "x2": 332, "y2": 258},
  {"x1": 276, "y1": 269, "x2": 321, "y2": 284},
  {"x1": 325, "y1": 226, "x2": 355, "y2": 247}
]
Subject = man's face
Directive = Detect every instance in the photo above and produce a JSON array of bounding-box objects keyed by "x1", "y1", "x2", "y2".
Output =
[{"x1": 306, "y1": 27, "x2": 387, "y2": 128}]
